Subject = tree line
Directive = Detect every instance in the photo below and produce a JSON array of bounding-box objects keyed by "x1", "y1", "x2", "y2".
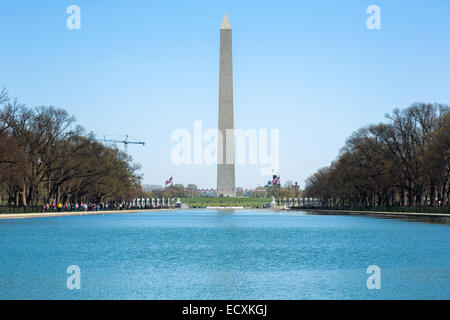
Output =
[
  {"x1": 139, "y1": 183, "x2": 304, "y2": 199},
  {"x1": 0, "y1": 89, "x2": 141, "y2": 206},
  {"x1": 304, "y1": 103, "x2": 449, "y2": 207}
]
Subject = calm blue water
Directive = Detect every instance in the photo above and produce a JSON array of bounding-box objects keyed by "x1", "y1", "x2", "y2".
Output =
[{"x1": 0, "y1": 209, "x2": 449, "y2": 299}]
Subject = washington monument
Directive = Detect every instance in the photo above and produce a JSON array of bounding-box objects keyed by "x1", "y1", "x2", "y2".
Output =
[{"x1": 217, "y1": 13, "x2": 236, "y2": 197}]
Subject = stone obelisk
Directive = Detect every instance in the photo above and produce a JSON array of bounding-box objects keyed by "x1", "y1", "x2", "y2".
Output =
[{"x1": 217, "y1": 13, "x2": 235, "y2": 197}]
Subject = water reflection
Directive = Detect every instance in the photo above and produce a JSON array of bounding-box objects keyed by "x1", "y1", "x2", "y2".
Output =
[{"x1": 298, "y1": 210, "x2": 450, "y2": 225}]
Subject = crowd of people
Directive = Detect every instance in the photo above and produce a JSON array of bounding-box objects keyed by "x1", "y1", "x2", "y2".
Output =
[{"x1": 42, "y1": 202, "x2": 134, "y2": 213}]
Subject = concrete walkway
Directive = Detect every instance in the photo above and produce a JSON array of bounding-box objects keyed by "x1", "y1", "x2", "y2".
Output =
[{"x1": 0, "y1": 208, "x2": 173, "y2": 220}]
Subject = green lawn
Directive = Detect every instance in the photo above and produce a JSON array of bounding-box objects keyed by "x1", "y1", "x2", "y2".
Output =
[{"x1": 181, "y1": 197, "x2": 271, "y2": 208}]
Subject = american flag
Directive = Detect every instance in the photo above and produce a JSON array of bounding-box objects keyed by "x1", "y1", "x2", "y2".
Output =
[
  {"x1": 165, "y1": 176, "x2": 173, "y2": 185},
  {"x1": 272, "y1": 175, "x2": 280, "y2": 185}
]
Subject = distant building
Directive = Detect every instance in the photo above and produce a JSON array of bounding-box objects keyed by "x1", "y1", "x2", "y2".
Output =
[
  {"x1": 198, "y1": 189, "x2": 217, "y2": 197},
  {"x1": 251, "y1": 187, "x2": 268, "y2": 197},
  {"x1": 142, "y1": 184, "x2": 163, "y2": 192}
]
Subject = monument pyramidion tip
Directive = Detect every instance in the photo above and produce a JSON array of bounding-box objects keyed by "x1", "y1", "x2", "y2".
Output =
[{"x1": 221, "y1": 13, "x2": 231, "y2": 29}]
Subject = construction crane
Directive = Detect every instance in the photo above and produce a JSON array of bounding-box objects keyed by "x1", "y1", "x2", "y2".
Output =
[{"x1": 97, "y1": 135, "x2": 145, "y2": 154}]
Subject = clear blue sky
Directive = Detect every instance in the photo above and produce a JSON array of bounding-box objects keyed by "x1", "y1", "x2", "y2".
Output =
[{"x1": 1, "y1": 0, "x2": 449, "y2": 189}]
